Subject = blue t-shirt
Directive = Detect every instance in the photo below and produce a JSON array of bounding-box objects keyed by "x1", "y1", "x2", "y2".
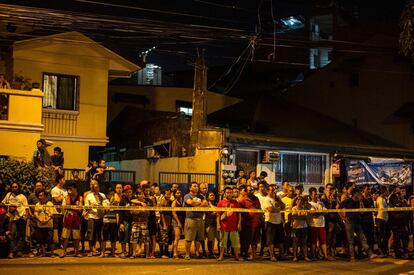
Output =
[{"x1": 183, "y1": 193, "x2": 204, "y2": 219}]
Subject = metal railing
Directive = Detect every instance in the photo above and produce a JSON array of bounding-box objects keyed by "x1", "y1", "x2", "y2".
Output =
[
  {"x1": 42, "y1": 110, "x2": 78, "y2": 136},
  {"x1": 159, "y1": 171, "x2": 218, "y2": 194},
  {"x1": 64, "y1": 168, "x2": 136, "y2": 194}
]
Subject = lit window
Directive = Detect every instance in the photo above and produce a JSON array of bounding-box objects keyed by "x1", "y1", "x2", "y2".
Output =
[
  {"x1": 176, "y1": 100, "x2": 192, "y2": 116},
  {"x1": 42, "y1": 73, "x2": 79, "y2": 111},
  {"x1": 179, "y1": 106, "x2": 192, "y2": 116}
]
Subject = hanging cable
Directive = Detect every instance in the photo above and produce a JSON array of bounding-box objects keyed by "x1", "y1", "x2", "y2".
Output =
[{"x1": 270, "y1": 0, "x2": 277, "y2": 61}]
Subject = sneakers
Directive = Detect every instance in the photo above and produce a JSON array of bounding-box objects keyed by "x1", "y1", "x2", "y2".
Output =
[
  {"x1": 270, "y1": 256, "x2": 277, "y2": 262},
  {"x1": 184, "y1": 255, "x2": 190, "y2": 260}
]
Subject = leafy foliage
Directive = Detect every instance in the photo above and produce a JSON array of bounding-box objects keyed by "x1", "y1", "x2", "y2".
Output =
[
  {"x1": 0, "y1": 160, "x2": 53, "y2": 195},
  {"x1": 400, "y1": 0, "x2": 414, "y2": 58}
]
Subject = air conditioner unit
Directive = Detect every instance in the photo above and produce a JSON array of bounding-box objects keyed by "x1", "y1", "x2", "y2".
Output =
[{"x1": 261, "y1": 150, "x2": 280, "y2": 163}]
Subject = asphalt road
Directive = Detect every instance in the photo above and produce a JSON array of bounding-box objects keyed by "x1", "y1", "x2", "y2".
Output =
[{"x1": 1, "y1": 257, "x2": 414, "y2": 275}]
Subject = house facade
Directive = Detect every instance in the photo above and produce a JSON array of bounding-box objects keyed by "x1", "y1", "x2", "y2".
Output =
[{"x1": 0, "y1": 32, "x2": 138, "y2": 168}]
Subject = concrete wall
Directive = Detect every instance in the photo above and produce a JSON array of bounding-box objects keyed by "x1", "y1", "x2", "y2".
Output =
[
  {"x1": 108, "y1": 149, "x2": 219, "y2": 183},
  {"x1": 0, "y1": 88, "x2": 43, "y2": 160},
  {"x1": 108, "y1": 85, "x2": 241, "y2": 123}
]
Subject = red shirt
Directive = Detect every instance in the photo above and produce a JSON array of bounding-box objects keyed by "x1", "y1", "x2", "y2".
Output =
[
  {"x1": 239, "y1": 195, "x2": 261, "y2": 229},
  {"x1": 217, "y1": 198, "x2": 240, "y2": 232}
]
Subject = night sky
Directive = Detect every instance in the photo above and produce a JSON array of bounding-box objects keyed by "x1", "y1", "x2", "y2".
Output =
[{"x1": 0, "y1": 0, "x2": 408, "y2": 72}]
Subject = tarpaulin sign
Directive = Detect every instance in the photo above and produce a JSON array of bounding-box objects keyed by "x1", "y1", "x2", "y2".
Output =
[{"x1": 346, "y1": 158, "x2": 412, "y2": 186}]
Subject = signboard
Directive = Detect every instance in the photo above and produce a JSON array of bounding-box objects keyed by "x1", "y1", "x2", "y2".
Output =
[{"x1": 346, "y1": 158, "x2": 412, "y2": 186}]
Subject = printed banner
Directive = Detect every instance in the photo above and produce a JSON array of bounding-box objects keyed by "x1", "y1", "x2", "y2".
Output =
[{"x1": 346, "y1": 159, "x2": 412, "y2": 186}]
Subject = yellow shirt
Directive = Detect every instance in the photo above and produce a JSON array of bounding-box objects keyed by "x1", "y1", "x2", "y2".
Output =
[
  {"x1": 35, "y1": 201, "x2": 54, "y2": 228},
  {"x1": 281, "y1": 196, "x2": 294, "y2": 221}
]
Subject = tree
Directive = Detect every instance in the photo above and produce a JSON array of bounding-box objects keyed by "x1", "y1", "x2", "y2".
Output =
[
  {"x1": 400, "y1": 0, "x2": 414, "y2": 58},
  {"x1": 0, "y1": 160, "x2": 53, "y2": 195}
]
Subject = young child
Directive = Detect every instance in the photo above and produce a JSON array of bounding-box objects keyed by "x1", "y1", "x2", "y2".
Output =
[
  {"x1": 34, "y1": 191, "x2": 55, "y2": 257},
  {"x1": 61, "y1": 183, "x2": 83, "y2": 258},
  {"x1": 291, "y1": 196, "x2": 310, "y2": 262}
]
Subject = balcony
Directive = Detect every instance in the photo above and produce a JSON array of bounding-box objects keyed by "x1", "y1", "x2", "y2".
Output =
[
  {"x1": 42, "y1": 109, "x2": 78, "y2": 136},
  {"x1": 0, "y1": 87, "x2": 44, "y2": 160}
]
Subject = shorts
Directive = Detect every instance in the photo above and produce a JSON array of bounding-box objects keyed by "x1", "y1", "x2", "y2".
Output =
[
  {"x1": 184, "y1": 218, "x2": 205, "y2": 242},
  {"x1": 219, "y1": 231, "x2": 240, "y2": 249},
  {"x1": 266, "y1": 222, "x2": 285, "y2": 245},
  {"x1": 87, "y1": 218, "x2": 104, "y2": 242},
  {"x1": 63, "y1": 213, "x2": 81, "y2": 230},
  {"x1": 53, "y1": 215, "x2": 64, "y2": 243},
  {"x1": 293, "y1": 228, "x2": 308, "y2": 245},
  {"x1": 53, "y1": 215, "x2": 64, "y2": 231},
  {"x1": 119, "y1": 221, "x2": 131, "y2": 244},
  {"x1": 35, "y1": 227, "x2": 53, "y2": 245},
  {"x1": 103, "y1": 223, "x2": 118, "y2": 242},
  {"x1": 206, "y1": 225, "x2": 219, "y2": 241},
  {"x1": 130, "y1": 222, "x2": 149, "y2": 244},
  {"x1": 62, "y1": 228, "x2": 81, "y2": 240},
  {"x1": 157, "y1": 224, "x2": 170, "y2": 245},
  {"x1": 311, "y1": 227, "x2": 326, "y2": 245}
]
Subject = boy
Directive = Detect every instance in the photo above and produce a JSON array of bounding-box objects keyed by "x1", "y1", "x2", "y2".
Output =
[
  {"x1": 34, "y1": 191, "x2": 54, "y2": 257},
  {"x1": 61, "y1": 183, "x2": 83, "y2": 257}
]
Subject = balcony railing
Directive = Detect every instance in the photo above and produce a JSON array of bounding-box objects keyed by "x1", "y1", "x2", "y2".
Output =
[{"x1": 42, "y1": 109, "x2": 78, "y2": 136}]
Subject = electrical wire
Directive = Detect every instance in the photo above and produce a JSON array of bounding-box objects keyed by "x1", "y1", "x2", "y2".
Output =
[{"x1": 270, "y1": 0, "x2": 277, "y2": 61}]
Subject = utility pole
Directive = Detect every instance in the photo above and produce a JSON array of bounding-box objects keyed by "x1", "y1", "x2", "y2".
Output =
[{"x1": 189, "y1": 49, "x2": 207, "y2": 156}]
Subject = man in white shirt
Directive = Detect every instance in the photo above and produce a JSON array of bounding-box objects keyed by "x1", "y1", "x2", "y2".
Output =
[
  {"x1": 262, "y1": 184, "x2": 285, "y2": 261},
  {"x1": 309, "y1": 187, "x2": 334, "y2": 261},
  {"x1": 255, "y1": 182, "x2": 267, "y2": 256},
  {"x1": 1, "y1": 182, "x2": 29, "y2": 258},
  {"x1": 85, "y1": 180, "x2": 108, "y2": 257},
  {"x1": 51, "y1": 175, "x2": 68, "y2": 245}
]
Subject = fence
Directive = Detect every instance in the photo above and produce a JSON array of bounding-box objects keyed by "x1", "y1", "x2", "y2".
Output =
[
  {"x1": 159, "y1": 172, "x2": 218, "y2": 194},
  {"x1": 42, "y1": 110, "x2": 78, "y2": 136},
  {"x1": 64, "y1": 168, "x2": 136, "y2": 194}
]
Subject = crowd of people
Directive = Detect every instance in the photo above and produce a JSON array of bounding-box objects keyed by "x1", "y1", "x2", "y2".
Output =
[{"x1": 1, "y1": 163, "x2": 414, "y2": 263}]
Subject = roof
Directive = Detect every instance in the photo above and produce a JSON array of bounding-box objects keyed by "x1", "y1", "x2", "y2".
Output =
[
  {"x1": 13, "y1": 31, "x2": 139, "y2": 74},
  {"x1": 207, "y1": 94, "x2": 414, "y2": 157}
]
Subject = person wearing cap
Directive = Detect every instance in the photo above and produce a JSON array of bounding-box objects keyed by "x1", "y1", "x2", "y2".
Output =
[
  {"x1": 119, "y1": 184, "x2": 133, "y2": 258},
  {"x1": 1, "y1": 182, "x2": 29, "y2": 258}
]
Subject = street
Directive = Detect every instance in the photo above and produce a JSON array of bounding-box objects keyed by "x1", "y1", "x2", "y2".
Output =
[{"x1": 1, "y1": 257, "x2": 414, "y2": 275}]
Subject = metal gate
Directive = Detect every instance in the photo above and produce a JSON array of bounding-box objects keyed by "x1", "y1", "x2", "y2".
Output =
[{"x1": 159, "y1": 172, "x2": 218, "y2": 193}]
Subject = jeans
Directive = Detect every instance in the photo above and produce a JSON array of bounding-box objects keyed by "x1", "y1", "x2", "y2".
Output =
[
  {"x1": 344, "y1": 222, "x2": 372, "y2": 259},
  {"x1": 376, "y1": 219, "x2": 389, "y2": 255}
]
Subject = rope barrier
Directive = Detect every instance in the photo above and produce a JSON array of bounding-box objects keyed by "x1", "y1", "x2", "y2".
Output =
[{"x1": 2, "y1": 203, "x2": 414, "y2": 214}]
